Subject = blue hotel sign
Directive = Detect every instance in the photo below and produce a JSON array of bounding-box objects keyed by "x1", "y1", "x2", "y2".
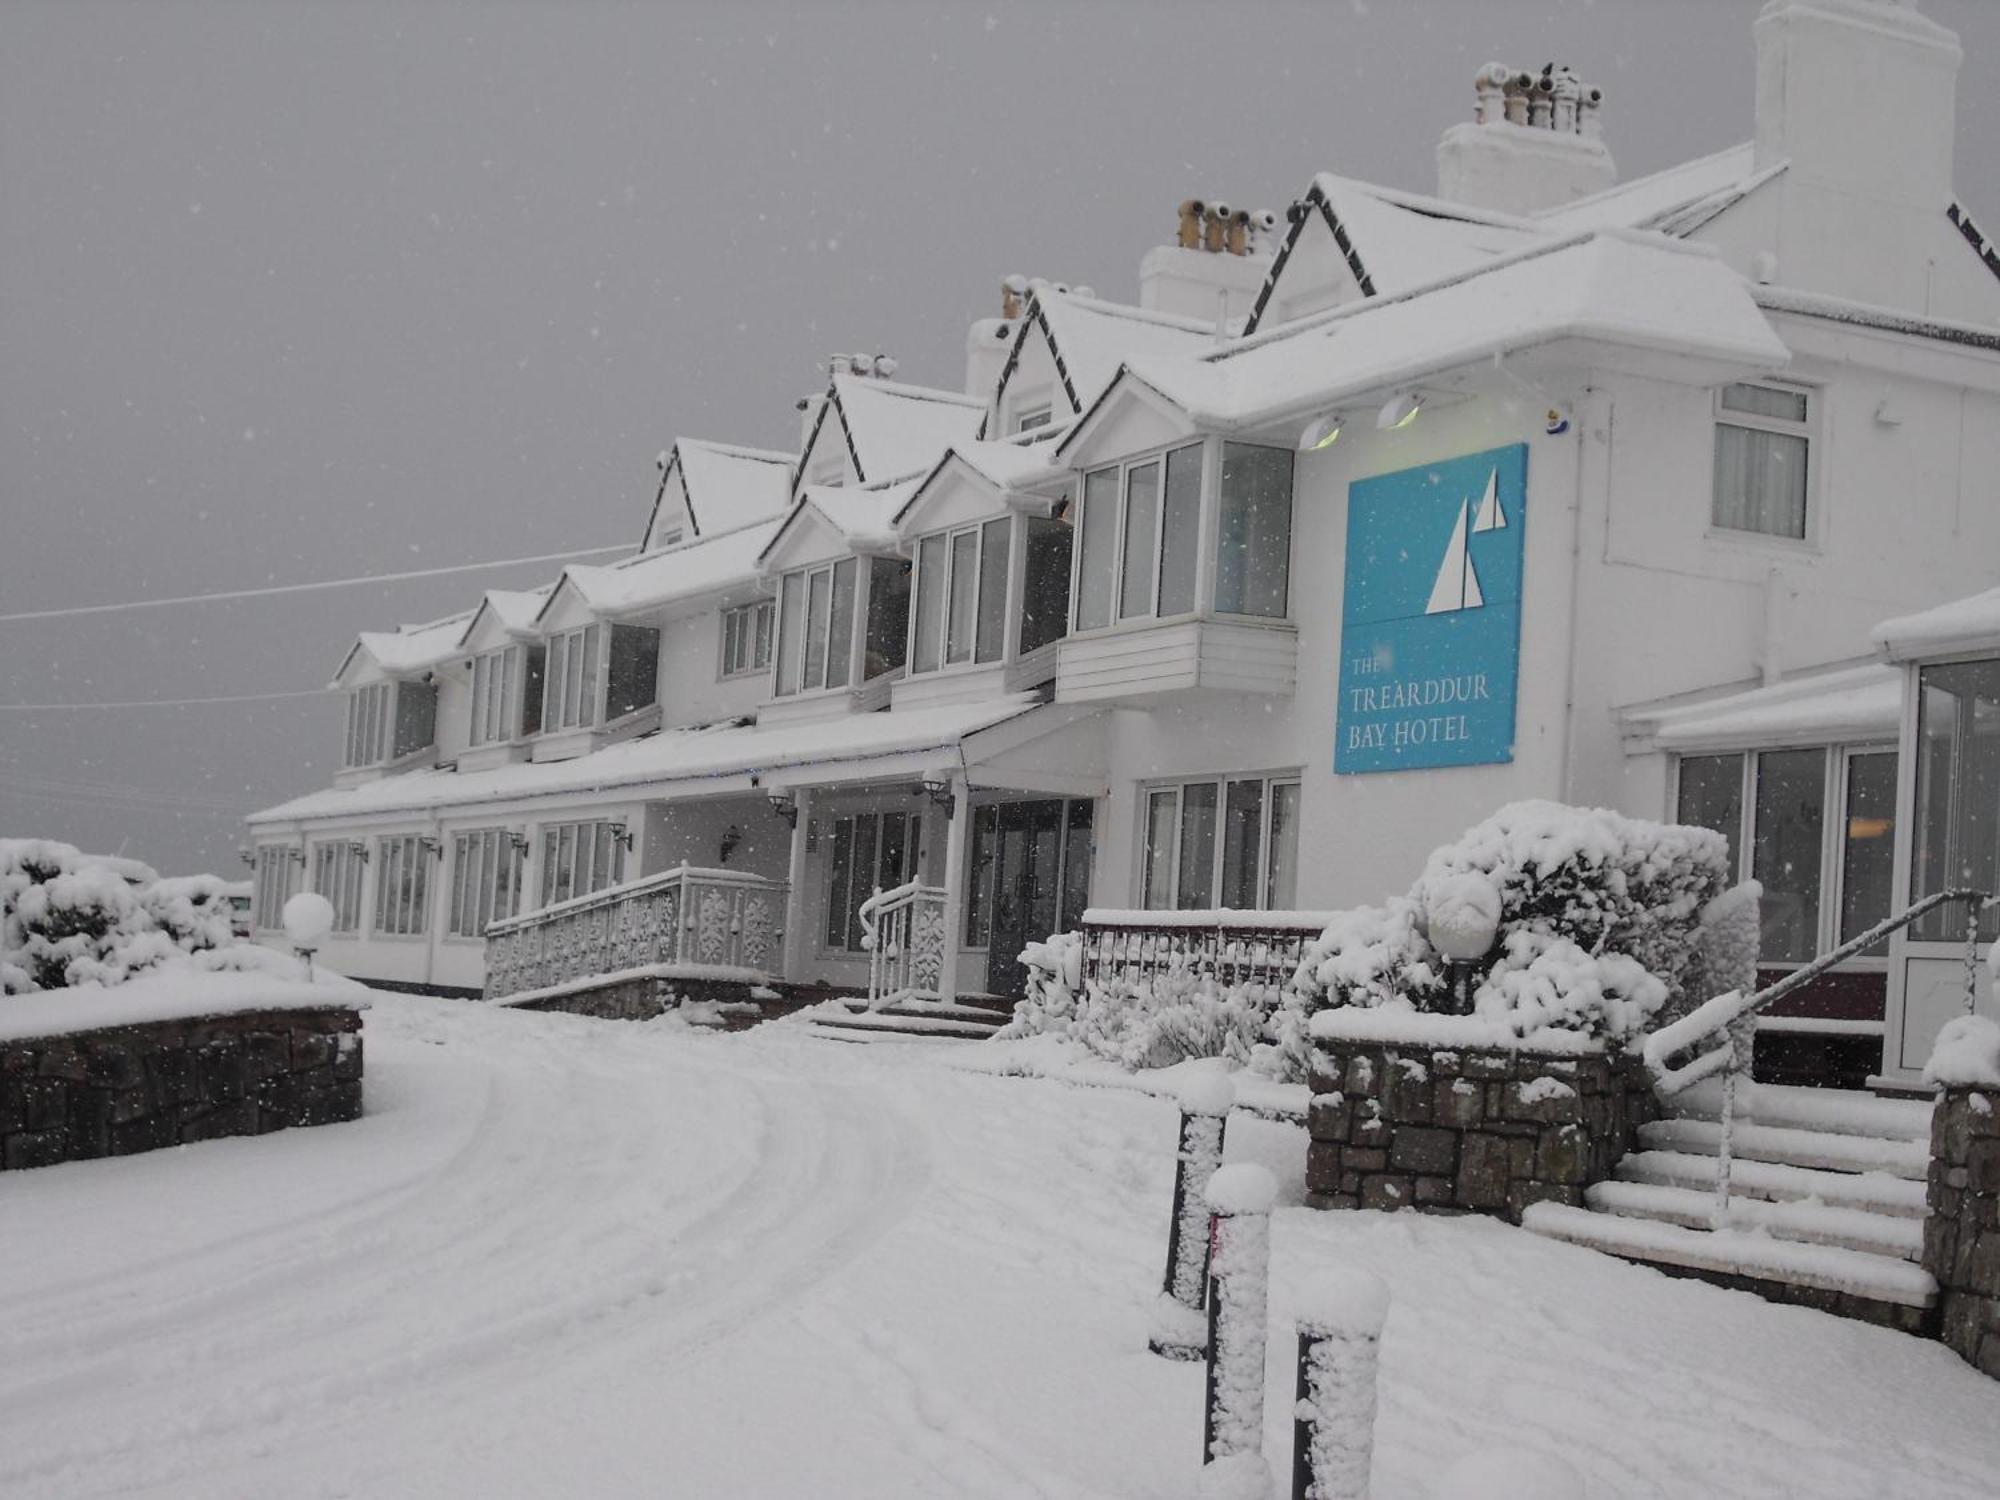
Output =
[{"x1": 1335, "y1": 443, "x2": 1529, "y2": 774}]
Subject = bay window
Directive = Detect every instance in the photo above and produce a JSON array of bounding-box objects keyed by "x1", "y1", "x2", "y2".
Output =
[
  {"x1": 909, "y1": 518, "x2": 1010, "y2": 675},
  {"x1": 373, "y1": 834, "x2": 432, "y2": 936},
  {"x1": 720, "y1": 600, "x2": 776, "y2": 678},
  {"x1": 343, "y1": 679, "x2": 435, "y2": 768},
  {"x1": 1140, "y1": 773, "x2": 1303, "y2": 910},
  {"x1": 537, "y1": 819, "x2": 627, "y2": 908},
  {"x1": 776, "y1": 558, "x2": 859, "y2": 696},
  {"x1": 449, "y1": 828, "x2": 523, "y2": 938},
  {"x1": 309, "y1": 841, "x2": 366, "y2": 934},
  {"x1": 1912, "y1": 659, "x2": 2000, "y2": 942},
  {"x1": 1072, "y1": 439, "x2": 1292, "y2": 633},
  {"x1": 1712, "y1": 381, "x2": 1812, "y2": 541},
  {"x1": 541, "y1": 625, "x2": 600, "y2": 732}
]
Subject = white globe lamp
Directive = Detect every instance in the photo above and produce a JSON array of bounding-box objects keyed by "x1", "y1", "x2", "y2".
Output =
[{"x1": 282, "y1": 891, "x2": 336, "y2": 980}]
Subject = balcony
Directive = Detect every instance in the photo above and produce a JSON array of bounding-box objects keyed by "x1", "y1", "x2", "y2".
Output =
[{"x1": 483, "y1": 864, "x2": 788, "y2": 1002}]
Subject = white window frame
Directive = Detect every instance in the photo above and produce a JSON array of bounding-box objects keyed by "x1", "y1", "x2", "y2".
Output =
[
  {"x1": 1708, "y1": 380, "x2": 1818, "y2": 548},
  {"x1": 449, "y1": 828, "x2": 524, "y2": 939},
  {"x1": 343, "y1": 681, "x2": 393, "y2": 768},
  {"x1": 537, "y1": 819, "x2": 628, "y2": 909},
  {"x1": 907, "y1": 516, "x2": 1012, "y2": 676},
  {"x1": 309, "y1": 841, "x2": 367, "y2": 934},
  {"x1": 253, "y1": 845, "x2": 299, "y2": 930},
  {"x1": 1014, "y1": 404, "x2": 1053, "y2": 434},
  {"x1": 720, "y1": 599, "x2": 777, "y2": 679},
  {"x1": 469, "y1": 646, "x2": 522, "y2": 747},
  {"x1": 774, "y1": 559, "x2": 858, "y2": 697},
  {"x1": 540, "y1": 624, "x2": 602, "y2": 732},
  {"x1": 1136, "y1": 771, "x2": 1303, "y2": 911},
  {"x1": 372, "y1": 833, "x2": 433, "y2": 937}
]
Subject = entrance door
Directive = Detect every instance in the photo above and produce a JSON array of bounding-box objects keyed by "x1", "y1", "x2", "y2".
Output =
[{"x1": 982, "y1": 798, "x2": 1093, "y2": 998}]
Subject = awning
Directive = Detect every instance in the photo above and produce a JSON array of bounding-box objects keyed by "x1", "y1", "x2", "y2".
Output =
[{"x1": 1623, "y1": 663, "x2": 1902, "y2": 753}]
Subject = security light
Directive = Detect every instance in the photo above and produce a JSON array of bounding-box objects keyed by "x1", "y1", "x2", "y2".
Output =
[
  {"x1": 766, "y1": 788, "x2": 798, "y2": 827},
  {"x1": 1376, "y1": 391, "x2": 1424, "y2": 431},
  {"x1": 1297, "y1": 413, "x2": 1344, "y2": 451}
]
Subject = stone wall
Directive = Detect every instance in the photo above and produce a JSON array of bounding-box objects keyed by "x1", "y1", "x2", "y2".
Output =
[
  {"x1": 511, "y1": 976, "x2": 814, "y2": 1031},
  {"x1": 1926, "y1": 1084, "x2": 2000, "y2": 1378},
  {"x1": 1306, "y1": 1039, "x2": 1656, "y2": 1220},
  {"x1": 1, "y1": 1007, "x2": 363, "y2": 1171}
]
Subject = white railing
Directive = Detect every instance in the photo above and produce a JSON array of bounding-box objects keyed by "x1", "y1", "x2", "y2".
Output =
[
  {"x1": 858, "y1": 880, "x2": 948, "y2": 1009},
  {"x1": 1077, "y1": 908, "x2": 1334, "y2": 991},
  {"x1": 483, "y1": 863, "x2": 787, "y2": 1000},
  {"x1": 1645, "y1": 886, "x2": 1991, "y2": 1219}
]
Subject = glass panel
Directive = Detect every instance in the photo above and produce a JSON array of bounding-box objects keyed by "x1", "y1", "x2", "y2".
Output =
[
  {"x1": 1914, "y1": 659, "x2": 2000, "y2": 942},
  {"x1": 1176, "y1": 781, "x2": 1219, "y2": 909},
  {"x1": 540, "y1": 830, "x2": 558, "y2": 906},
  {"x1": 579, "y1": 625, "x2": 600, "y2": 726},
  {"x1": 723, "y1": 608, "x2": 742, "y2": 674},
  {"x1": 394, "y1": 681, "x2": 436, "y2": 758},
  {"x1": 1119, "y1": 460, "x2": 1160, "y2": 619},
  {"x1": 1712, "y1": 424, "x2": 1807, "y2": 539},
  {"x1": 1840, "y1": 752, "x2": 1897, "y2": 951},
  {"x1": 976, "y1": 518, "x2": 1009, "y2": 664},
  {"x1": 946, "y1": 529, "x2": 979, "y2": 664},
  {"x1": 966, "y1": 805, "x2": 999, "y2": 947},
  {"x1": 1142, "y1": 790, "x2": 1178, "y2": 909},
  {"x1": 1676, "y1": 754, "x2": 1745, "y2": 877},
  {"x1": 1157, "y1": 444, "x2": 1202, "y2": 617},
  {"x1": 1721, "y1": 383, "x2": 1808, "y2": 423},
  {"x1": 755, "y1": 601, "x2": 774, "y2": 668},
  {"x1": 470, "y1": 658, "x2": 489, "y2": 745},
  {"x1": 777, "y1": 572, "x2": 805, "y2": 695},
  {"x1": 1220, "y1": 778, "x2": 1264, "y2": 909},
  {"x1": 877, "y1": 812, "x2": 911, "y2": 892},
  {"x1": 563, "y1": 631, "x2": 585, "y2": 726},
  {"x1": 1265, "y1": 782, "x2": 1302, "y2": 910},
  {"x1": 1018, "y1": 513, "x2": 1073, "y2": 656},
  {"x1": 590, "y1": 825, "x2": 613, "y2": 893},
  {"x1": 521, "y1": 645, "x2": 545, "y2": 736},
  {"x1": 804, "y1": 568, "x2": 832, "y2": 689},
  {"x1": 864, "y1": 557, "x2": 911, "y2": 680},
  {"x1": 913, "y1": 536, "x2": 946, "y2": 674},
  {"x1": 825, "y1": 817, "x2": 854, "y2": 948},
  {"x1": 606, "y1": 624, "x2": 659, "y2": 718},
  {"x1": 555, "y1": 824, "x2": 577, "y2": 905},
  {"x1": 826, "y1": 559, "x2": 856, "y2": 690},
  {"x1": 1075, "y1": 469, "x2": 1117, "y2": 632},
  {"x1": 1752, "y1": 748, "x2": 1826, "y2": 965},
  {"x1": 1060, "y1": 798, "x2": 1094, "y2": 933},
  {"x1": 1216, "y1": 444, "x2": 1294, "y2": 617}
]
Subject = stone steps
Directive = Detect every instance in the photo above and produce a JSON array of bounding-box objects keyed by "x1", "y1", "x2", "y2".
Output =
[
  {"x1": 1613, "y1": 1148, "x2": 1930, "y2": 1218},
  {"x1": 1665, "y1": 1079, "x2": 1932, "y2": 1142},
  {"x1": 1636, "y1": 1116, "x2": 1930, "y2": 1180},
  {"x1": 806, "y1": 999, "x2": 1011, "y2": 1044},
  {"x1": 1583, "y1": 1179, "x2": 1924, "y2": 1261}
]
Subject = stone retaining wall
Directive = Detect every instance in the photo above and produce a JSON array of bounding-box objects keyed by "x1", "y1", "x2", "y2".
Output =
[
  {"x1": 1926, "y1": 1083, "x2": 2000, "y2": 1378},
  {"x1": 1307, "y1": 1039, "x2": 1655, "y2": 1220},
  {"x1": 1, "y1": 1007, "x2": 363, "y2": 1171},
  {"x1": 510, "y1": 976, "x2": 812, "y2": 1031}
]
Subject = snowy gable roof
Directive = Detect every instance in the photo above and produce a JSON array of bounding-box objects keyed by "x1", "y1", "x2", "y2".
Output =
[
  {"x1": 1623, "y1": 662, "x2": 1902, "y2": 752},
  {"x1": 994, "y1": 287, "x2": 1223, "y2": 427},
  {"x1": 1873, "y1": 586, "x2": 2000, "y2": 662},
  {"x1": 671, "y1": 439, "x2": 794, "y2": 533},
  {"x1": 892, "y1": 438, "x2": 1067, "y2": 529},
  {"x1": 1532, "y1": 142, "x2": 1774, "y2": 238},
  {"x1": 333, "y1": 609, "x2": 476, "y2": 686},
  {"x1": 828, "y1": 373, "x2": 985, "y2": 483},
  {"x1": 551, "y1": 517, "x2": 782, "y2": 621},
  {"x1": 756, "y1": 477, "x2": 921, "y2": 570},
  {"x1": 1089, "y1": 230, "x2": 1787, "y2": 442}
]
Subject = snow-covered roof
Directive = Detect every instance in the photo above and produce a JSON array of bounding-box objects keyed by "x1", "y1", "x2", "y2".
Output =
[
  {"x1": 246, "y1": 696, "x2": 1050, "y2": 826},
  {"x1": 335, "y1": 609, "x2": 477, "y2": 685},
  {"x1": 1532, "y1": 142, "x2": 1772, "y2": 237},
  {"x1": 671, "y1": 438, "x2": 794, "y2": 534},
  {"x1": 1011, "y1": 287, "x2": 1225, "y2": 418},
  {"x1": 1625, "y1": 663, "x2": 1902, "y2": 752},
  {"x1": 1302, "y1": 173, "x2": 1543, "y2": 298},
  {"x1": 1086, "y1": 230, "x2": 1787, "y2": 442},
  {"x1": 891, "y1": 438, "x2": 1065, "y2": 526},
  {"x1": 1873, "y1": 586, "x2": 2000, "y2": 662},
  {"x1": 553, "y1": 518, "x2": 782, "y2": 620},
  {"x1": 830, "y1": 373, "x2": 985, "y2": 483},
  {"x1": 760, "y1": 478, "x2": 921, "y2": 565},
  {"x1": 476, "y1": 587, "x2": 554, "y2": 635}
]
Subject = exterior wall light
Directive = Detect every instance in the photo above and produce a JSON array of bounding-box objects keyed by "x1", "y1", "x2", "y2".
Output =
[
  {"x1": 1376, "y1": 391, "x2": 1424, "y2": 431},
  {"x1": 1298, "y1": 413, "x2": 1344, "y2": 451},
  {"x1": 606, "y1": 823, "x2": 635, "y2": 853},
  {"x1": 766, "y1": 789, "x2": 798, "y2": 827},
  {"x1": 920, "y1": 776, "x2": 955, "y2": 810}
]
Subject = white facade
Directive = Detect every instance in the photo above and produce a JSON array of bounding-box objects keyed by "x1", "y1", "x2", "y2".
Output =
[{"x1": 249, "y1": 0, "x2": 1998, "y2": 1084}]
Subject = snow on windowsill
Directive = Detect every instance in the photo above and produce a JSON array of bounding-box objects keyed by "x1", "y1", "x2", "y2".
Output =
[{"x1": 0, "y1": 965, "x2": 369, "y2": 1045}]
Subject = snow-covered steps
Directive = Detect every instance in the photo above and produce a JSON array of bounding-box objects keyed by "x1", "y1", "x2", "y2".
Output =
[
  {"x1": 1615, "y1": 1149, "x2": 1931, "y2": 1219},
  {"x1": 1521, "y1": 1203, "x2": 1938, "y2": 1316},
  {"x1": 1665, "y1": 1080, "x2": 1933, "y2": 1142},
  {"x1": 1636, "y1": 1117, "x2": 1930, "y2": 1180},
  {"x1": 807, "y1": 1001, "x2": 1012, "y2": 1045},
  {"x1": 1582, "y1": 1180, "x2": 1925, "y2": 1261}
]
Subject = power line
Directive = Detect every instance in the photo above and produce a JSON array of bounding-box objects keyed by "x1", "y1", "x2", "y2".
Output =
[
  {"x1": 0, "y1": 688, "x2": 327, "y2": 712},
  {"x1": 0, "y1": 542, "x2": 628, "y2": 625}
]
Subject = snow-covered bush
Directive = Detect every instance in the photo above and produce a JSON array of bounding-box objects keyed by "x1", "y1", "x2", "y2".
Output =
[
  {"x1": 2, "y1": 839, "x2": 254, "y2": 995},
  {"x1": 1470, "y1": 929, "x2": 1668, "y2": 1042},
  {"x1": 1002, "y1": 939, "x2": 1274, "y2": 1071}
]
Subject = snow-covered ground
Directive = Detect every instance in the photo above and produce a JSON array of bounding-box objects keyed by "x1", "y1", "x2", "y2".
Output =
[{"x1": 2, "y1": 996, "x2": 1995, "y2": 1499}]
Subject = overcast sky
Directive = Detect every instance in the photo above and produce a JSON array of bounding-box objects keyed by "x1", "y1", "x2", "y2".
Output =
[{"x1": 4, "y1": 0, "x2": 1997, "y2": 875}]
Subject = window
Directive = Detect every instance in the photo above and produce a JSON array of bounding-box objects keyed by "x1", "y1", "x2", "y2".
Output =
[
  {"x1": 605, "y1": 623, "x2": 660, "y2": 720},
  {"x1": 469, "y1": 647, "x2": 520, "y2": 746},
  {"x1": 449, "y1": 828, "x2": 523, "y2": 938},
  {"x1": 373, "y1": 835, "x2": 432, "y2": 936},
  {"x1": 1075, "y1": 467, "x2": 1119, "y2": 632},
  {"x1": 863, "y1": 556, "x2": 911, "y2": 681},
  {"x1": 720, "y1": 600, "x2": 776, "y2": 678},
  {"x1": 1215, "y1": 443, "x2": 1294, "y2": 618},
  {"x1": 1018, "y1": 512, "x2": 1073, "y2": 656},
  {"x1": 309, "y1": 842, "x2": 366, "y2": 934},
  {"x1": 1912, "y1": 659, "x2": 2000, "y2": 943},
  {"x1": 1712, "y1": 382, "x2": 1811, "y2": 541},
  {"x1": 1140, "y1": 774, "x2": 1302, "y2": 910},
  {"x1": 775, "y1": 559, "x2": 858, "y2": 696},
  {"x1": 823, "y1": 811, "x2": 918, "y2": 950},
  {"x1": 1014, "y1": 406, "x2": 1053, "y2": 434},
  {"x1": 537, "y1": 819, "x2": 627, "y2": 908},
  {"x1": 343, "y1": 682, "x2": 392, "y2": 768},
  {"x1": 541, "y1": 625, "x2": 601, "y2": 732},
  {"x1": 909, "y1": 519, "x2": 1010, "y2": 675},
  {"x1": 1675, "y1": 745, "x2": 1901, "y2": 964},
  {"x1": 253, "y1": 846, "x2": 298, "y2": 929}
]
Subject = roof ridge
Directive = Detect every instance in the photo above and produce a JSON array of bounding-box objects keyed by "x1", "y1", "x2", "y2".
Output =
[
  {"x1": 675, "y1": 437, "x2": 796, "y2": 465},
  {"x1": 1034, "y1": 286, "x2": 1223, "y2": 336},
  {"x1": 1312, "y1": 170, "x2": 1541, "y2": 231},
  {"x1": 1532, "y1": 139, "x2": 1755, "y2": 218},
  {"x1": 834, "y1": 371, "x2": 985, "y2": 408},
  {"x1": 604, "y1": 513, "x2": 783, "y2": 571}
]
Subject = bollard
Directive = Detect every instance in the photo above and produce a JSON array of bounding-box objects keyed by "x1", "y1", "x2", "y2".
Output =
[
  {"x1": 1200, "y1": 1162, "x2": 1278, "y2": 1498},
  {"x1": 1150, "y1": 1074, "x2": 1235, "y2": 1360},
  {"x1": 1290, "y1": 1269, "x2": 1390, "y2": 1500},
  {"x1": 1431, "y1": 1448, "x2": 1586, "y2": 1500}
]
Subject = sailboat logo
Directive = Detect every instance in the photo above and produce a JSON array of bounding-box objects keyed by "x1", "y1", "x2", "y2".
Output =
[{"x1": 1424, "y1": 469, "x2": 1505, "y2": 616}]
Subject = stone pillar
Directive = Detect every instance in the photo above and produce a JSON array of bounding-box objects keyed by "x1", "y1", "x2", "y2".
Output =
[
  {"x1": 1925, "y1": 1084, "x2": 2000, "y2": 1378},
  {"x1": 937, "y1": 775, "x2": 969, "y2": 1005},
  {"x1": 781, "y1": 787, "x2": 813, "y2": 985}
]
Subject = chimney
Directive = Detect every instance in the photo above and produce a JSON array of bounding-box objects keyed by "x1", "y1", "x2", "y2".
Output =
[
  {"x1": 1138, "y1": 196, "x2": 1275, "y2": 323},
  {"x1": 1750, "y1": 0, "x2": 1960, "y2": 308},
  {"x1": 1436, "y1": 62, "x2": 1616, "y2": 214}
]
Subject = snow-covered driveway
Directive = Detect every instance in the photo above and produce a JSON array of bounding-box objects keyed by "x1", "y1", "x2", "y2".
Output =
[{"x1": 2, "y1": 996, "x2": 1996, "y2": 1499}]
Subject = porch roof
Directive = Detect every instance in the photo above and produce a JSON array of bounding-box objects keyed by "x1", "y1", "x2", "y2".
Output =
[
  {"x1": 245, "y1": 695, "x2": 1054, "y2": 828},
  {"x1": 1873, "y1": 586, "x2": 2000, "y2": 663},
  {"x1": 1623, "y1": 662, "x2": 1902, "y2": 753}
]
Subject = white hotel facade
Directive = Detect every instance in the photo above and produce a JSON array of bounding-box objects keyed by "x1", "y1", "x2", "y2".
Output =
[{"x1": 249, "y1": 0, "x2": 1999, "y2": 1090}]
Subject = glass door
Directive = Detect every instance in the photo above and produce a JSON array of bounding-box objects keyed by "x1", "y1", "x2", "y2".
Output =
[{"x1": 980, "y1": 799, "x2": 1093, "y2": 998}]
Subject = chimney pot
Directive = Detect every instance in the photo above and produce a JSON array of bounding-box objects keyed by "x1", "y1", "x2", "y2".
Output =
[{"x1": 1177, "y1": 198, "x2": 1205, "y2": 249}]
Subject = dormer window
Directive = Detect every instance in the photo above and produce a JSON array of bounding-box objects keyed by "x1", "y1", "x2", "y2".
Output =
[
  {"x1": 776, "y1": 559, "x2": 856, "y2": 695},
  {"x1": 1014, "y1": 405, "x2": 1053, "y2": 434},
  {"x1": 342, "y1": 679, "x2": 437, "y2": 769},
  {"x1": 1073, "y1": 439, "x2": 1292, "y2": 633},
  {"x1": 538, "y1": 622, "x2": 659, "y2": 731},
  {"x1": 910, "y1": 519, "x2": 1008, "y2": 673},
  {"x1": 542, "y1": 624, "x2": 601, "y2": 731},
  {"x1": 720, "y1": 600, "x2": 776, "y2": 678},
  {"x1": 469, "y1": 644, "x2": 545, "y2": 746}
]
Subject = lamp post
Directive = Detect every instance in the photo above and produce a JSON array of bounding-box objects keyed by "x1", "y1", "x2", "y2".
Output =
[
  {"x1": 282, "y1": 891, "x2": 335, "y2": 983},
  {"x1": 1426, "y1": 873, "x2": 1502, "y2": 1015}
]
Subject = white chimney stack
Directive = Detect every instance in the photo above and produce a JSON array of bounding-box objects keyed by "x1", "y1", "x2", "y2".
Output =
[{"x1": 1436, "y1": 62, "x2": 1616, "y2": 214}]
